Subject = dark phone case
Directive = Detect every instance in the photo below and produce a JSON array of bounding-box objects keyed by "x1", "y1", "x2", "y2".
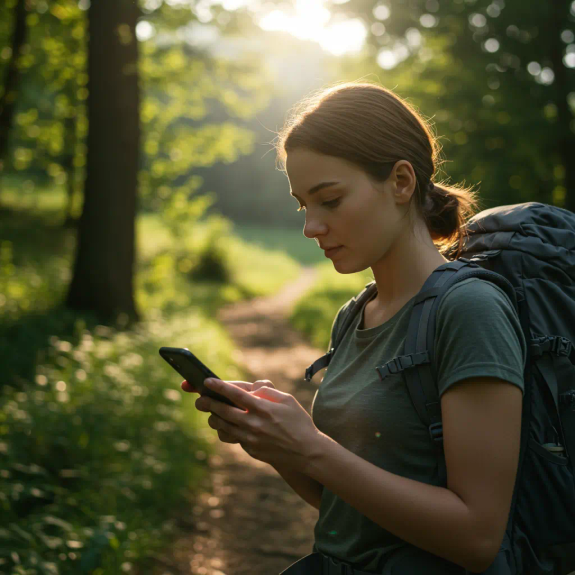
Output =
[{"x1": 159, "y1": 347, "x2": 240, "y2": 409}]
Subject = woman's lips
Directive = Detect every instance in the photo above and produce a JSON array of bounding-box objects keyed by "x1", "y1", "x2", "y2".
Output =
[{"x1": 324, "y1": 246, "x2": 343, "y2": 258}]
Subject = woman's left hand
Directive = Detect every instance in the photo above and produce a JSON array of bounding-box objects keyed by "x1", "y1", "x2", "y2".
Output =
[{"x1": 196, "y1": 378, "x2": 322, "y2": 473}]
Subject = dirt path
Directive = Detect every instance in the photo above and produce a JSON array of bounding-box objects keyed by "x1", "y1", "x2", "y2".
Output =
[{"x1": 151, "y1": 266, "x2": 326, "y2": 574}]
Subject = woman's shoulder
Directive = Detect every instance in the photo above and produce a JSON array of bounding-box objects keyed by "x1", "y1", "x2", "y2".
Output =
[{"x1": 440, "y1": 276, "x2": 515, "y2": 311}]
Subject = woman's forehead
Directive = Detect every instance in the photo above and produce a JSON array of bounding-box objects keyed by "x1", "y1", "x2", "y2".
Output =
[{"x1": 286, "y1": 151, "x2": 356, "y2": 180}]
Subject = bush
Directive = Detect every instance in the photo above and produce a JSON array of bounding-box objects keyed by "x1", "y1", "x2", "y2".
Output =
[{"x1": 0, "y1": 311, "x2": 227, "y2": 573}]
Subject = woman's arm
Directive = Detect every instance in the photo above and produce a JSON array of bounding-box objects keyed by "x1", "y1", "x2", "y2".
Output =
[
  {"x1": 271, "y1": 463, "x2": 323, "y2": 510},
  {"x1": 303, "y1": 376, "x2": 522, "y2": 573}
]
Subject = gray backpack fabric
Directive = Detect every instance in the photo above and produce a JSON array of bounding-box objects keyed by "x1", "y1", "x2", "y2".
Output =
[{"x1": 305, "y1": 202, "x2": 575, "y2": 574}]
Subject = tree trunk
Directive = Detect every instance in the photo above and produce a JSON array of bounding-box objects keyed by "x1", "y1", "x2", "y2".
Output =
[
  {"x1": 63, "y1": 110, "x2": 78, "y2": 227},
  {"x1": 0, "y1": 0, "x2": 28, "y2": 203},
  {"x1": 65, "y1": 0, "x2": 141, "y2": 326}
]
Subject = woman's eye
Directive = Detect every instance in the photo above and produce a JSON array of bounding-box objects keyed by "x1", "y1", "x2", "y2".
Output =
[{"x1": 296, "y1": 198, "x2": 341, "y2": 212}]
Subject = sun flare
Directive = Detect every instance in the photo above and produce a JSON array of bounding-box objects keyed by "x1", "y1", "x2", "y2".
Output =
[{"x1": 258, "y1": 0, "x2": 367, "y2": 56}]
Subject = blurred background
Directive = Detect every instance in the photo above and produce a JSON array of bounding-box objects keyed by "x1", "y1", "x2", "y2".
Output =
[{"x1": 0, "y1": 0, "x2": 573, "y2": 572}]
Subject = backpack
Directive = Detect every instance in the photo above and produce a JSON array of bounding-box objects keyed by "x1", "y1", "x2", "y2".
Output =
[{"x1": 304, "y1": 202, "x2": 575, "y2": 575}]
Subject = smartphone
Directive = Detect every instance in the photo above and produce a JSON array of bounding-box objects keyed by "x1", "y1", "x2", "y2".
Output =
[{"x1": 159, "y1": 347, "x2": 240, "y2": 409}]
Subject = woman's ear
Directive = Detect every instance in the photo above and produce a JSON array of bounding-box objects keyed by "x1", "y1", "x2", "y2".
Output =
[{"x1": 391, "y1": 161, "x2": 417, "y2": 206}]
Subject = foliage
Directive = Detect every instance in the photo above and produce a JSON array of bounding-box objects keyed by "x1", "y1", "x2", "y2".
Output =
[
  {"x1": 329, "y1": 0, "x2": 575, "y2": 210},
  {"x1": 0, "y1": 314, "x2": 216, "y2": 574},
  {"x1": 0, "y1": 0, "x2": 275, "y2": 221},
  {"x1": 0, "y1": 184, "x2": 304, "y2": 573},
  {"x1": 137, "y1": 37, "x2": 273, "y2": 218},
  {"x1": 1, "y1": 0, "x2": 88, "y2": 186}
]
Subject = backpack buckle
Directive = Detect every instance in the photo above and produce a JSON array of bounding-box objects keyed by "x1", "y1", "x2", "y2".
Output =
[
  {"x1": 376, "y1": 352, "x2": 430, "y2": 380},
  {"x1": 305, "y1": 348, "x2": 335, "y2": 382},
  {"x1": 531, "y1": 335, "x2": 573, "y2": 358},
  {"x1": 559, "y1": 390, "x2": 575, "y2": 408},
  {"x1": 429, "y1": 422, "x2": 443, "y2": 443},
  {"x1": 552, "y1": 336, "x2": 572, "y2": 357},
  {"x1": 388, "y1": 357, "x2": 401, "y2": 374},
  {"x1": 458, "y1": 257, "x2": 479, "y2": 267}
]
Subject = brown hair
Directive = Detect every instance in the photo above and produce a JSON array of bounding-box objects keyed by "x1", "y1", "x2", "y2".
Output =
[{"x1": 273, "y1": 80, "x2": 482, "y2": 260}]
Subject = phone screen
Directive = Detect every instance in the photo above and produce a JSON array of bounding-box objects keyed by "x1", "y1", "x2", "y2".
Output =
[{"x1": 159, "y1": 347, "x2": 240, "y2": 409}]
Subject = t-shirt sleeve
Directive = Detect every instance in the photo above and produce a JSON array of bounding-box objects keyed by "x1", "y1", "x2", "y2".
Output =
[{"x1": 434, "y1": 278, "x2": 527, "y2": 399}]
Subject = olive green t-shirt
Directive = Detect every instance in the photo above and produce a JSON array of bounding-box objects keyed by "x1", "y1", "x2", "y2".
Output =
[{"x1": 310, "y1": 277, "x2": 527, "y2": 573}]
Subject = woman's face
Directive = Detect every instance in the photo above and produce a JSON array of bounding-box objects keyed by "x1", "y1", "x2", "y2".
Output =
[{"x1": 285, "y1": 148, "x2": 416, "y2": 275}]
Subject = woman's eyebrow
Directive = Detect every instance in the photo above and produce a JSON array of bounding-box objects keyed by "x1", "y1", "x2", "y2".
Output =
[{"x1": 290, "y1": 181, "x2": 340, "y2": 201}]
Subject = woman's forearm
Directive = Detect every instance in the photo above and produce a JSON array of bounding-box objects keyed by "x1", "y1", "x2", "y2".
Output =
[
  {"x1": 304, "y1": 432, "x2": 491, "y2": 573},
  {"x1": 271, "y1": 463, "x2": 323, "y2": 510}
]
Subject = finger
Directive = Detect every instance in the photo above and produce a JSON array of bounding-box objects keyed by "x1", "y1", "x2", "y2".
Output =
[
  {"x1": 181, "y1": 380, "x2": 198, "y2": 393},
  {"x1": 206, "y1": 395, "x2": 248, "y2": 424},
  {"x1": 208, "y1": 413, "x2": 242, "y2": 438},
  {"x1": 205, "y1": 379, "x2": 262, "y2": 413},
  {"x1": 207, "y1": 379, "x2": 253, "y2": 392},
  {"x1": 218, "y1": 430, "x2": 240, "y2": 444},
  {"x1": 250, "y1": 385, "x2": 286, "y2": 404},
  {"x1": 254, "y1": 379, "x2": 276, "y2": 390}
]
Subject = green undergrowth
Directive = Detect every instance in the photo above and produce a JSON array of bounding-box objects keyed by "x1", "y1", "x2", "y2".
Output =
[{"x1": 0, "y1": 184, "x2": 304, "y2": 574}]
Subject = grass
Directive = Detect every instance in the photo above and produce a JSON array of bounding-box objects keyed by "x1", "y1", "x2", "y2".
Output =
[{"x1": 231, "y1": 221, "x2": 327, "y2": 266}]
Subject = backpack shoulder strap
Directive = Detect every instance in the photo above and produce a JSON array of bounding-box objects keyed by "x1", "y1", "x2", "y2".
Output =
[
  {"x1": 395, "y1": 257, "x2": 517, "y2": 485},
  {"x1": 304, "y1": 281, "x2": 378, "y2": 382}
]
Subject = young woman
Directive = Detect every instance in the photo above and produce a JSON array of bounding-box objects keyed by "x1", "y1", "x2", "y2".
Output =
[{"x1": 190, "y1": 81, "x2": 526, "y2": 574}]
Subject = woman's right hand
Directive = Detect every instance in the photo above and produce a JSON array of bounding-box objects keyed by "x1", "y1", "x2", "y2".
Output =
[{"x1": 181, "y1": 378, "x2": 277, "y2": 445}]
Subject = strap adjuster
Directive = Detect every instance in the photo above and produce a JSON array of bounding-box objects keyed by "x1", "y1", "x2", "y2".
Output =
[
  {"x1": 552, "y1": 336, "x2": 572, "y2": 357},
  {"x1": 429, "y1": 422, "x2": 443, "y2": 443},
  {"x1": 387, "y1": 358, "x2": 400, "y2": 374},
  {"x1": 457, "y1": 257, "x2": 481, "y2": 267},
  {"x1": 530, "y1": 335, "x2": 573, "y2": 358},
  {"x1": 376, "y1": 351, "x2": 430, "y2": 380},
  {"x1": 304, "y1": 348, "x2": 335, "y2": 382},
  {"x1": 560, "y1": 390, "x2": 575, "y2": 408}
]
